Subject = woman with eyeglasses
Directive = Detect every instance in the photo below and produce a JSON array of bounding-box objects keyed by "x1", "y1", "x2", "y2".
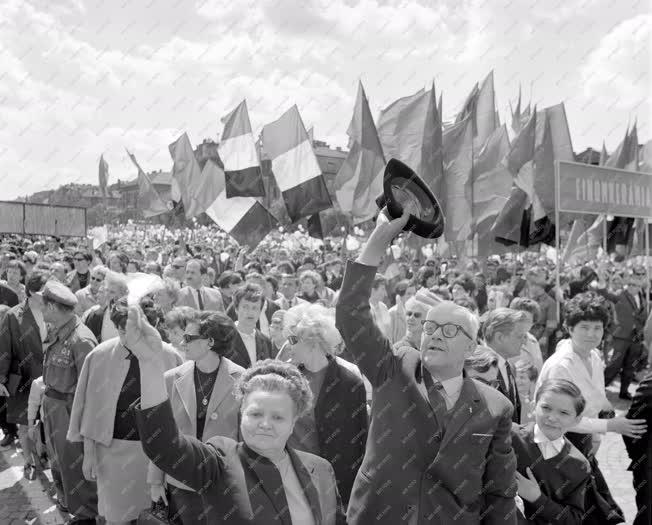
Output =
[
  {"x1": 148, "y1": 310, "x2": 244, "y2": 525},
  {"x1": 276, "y1": 303, "x2": 368, "y2": 506},
  {"x1": 126, "y1": 305, "x2": 346, "y2": 524},
  {"x1": 67, "y1": 297, "x2": 183, "y2": 525}
]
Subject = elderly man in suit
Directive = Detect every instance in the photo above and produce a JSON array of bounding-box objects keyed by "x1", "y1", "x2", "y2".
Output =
[
  {"x1": 605, "y1": 267, "x2": 649, "y2": 399},
  {"x1": 336, "y1": 210, "x2": 517, "y2": 525},
  {"x1": 178, "y1": 259, "x2": 224, "y2": 312}
]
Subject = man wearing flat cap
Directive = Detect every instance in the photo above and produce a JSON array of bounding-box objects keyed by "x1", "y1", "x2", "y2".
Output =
[
  {"x1": 39, "y1": 280, "x2": 99, "y2": 523},
  {"x1": 336, "y1": 210, "x2": 516, "y2": 525}
]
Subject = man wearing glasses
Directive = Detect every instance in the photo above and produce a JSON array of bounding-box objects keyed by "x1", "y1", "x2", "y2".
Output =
[
  {"x1": 605, "y1": 267, "x2": 649, "y2": 400},
  {"x1": 74, "y1": 266, "x2": 107, "y2": 316},
  {"x1": 66, "y1": 250, "x2": 93, "y2": 293},
  {"x1": 336, "y1": 210, "x2": 516, "y2": 525}
]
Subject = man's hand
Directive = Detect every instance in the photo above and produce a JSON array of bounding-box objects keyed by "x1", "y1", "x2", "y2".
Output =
[{"x1": 357, "y1": 208, "x2": 409, "y2": 267}]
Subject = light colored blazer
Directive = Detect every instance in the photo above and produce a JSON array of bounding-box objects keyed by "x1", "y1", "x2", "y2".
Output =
[
  {"x1": 74, "y1": 286, "x2": 99, "y2": 316},
  {"x1": 147, "y1": 357, "x2": 244, "y2": 490},
  {"x1": 177, "y1": 286, "x2": 224, "y2": 312},
  {"x1": 67, "y1": 337, "x2": 183, "y2": 446}
]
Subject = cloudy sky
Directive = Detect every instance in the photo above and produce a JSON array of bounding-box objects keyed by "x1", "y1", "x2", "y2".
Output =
[{"x1": 1, "y1": 0, "x2": 649, "y2": 199}]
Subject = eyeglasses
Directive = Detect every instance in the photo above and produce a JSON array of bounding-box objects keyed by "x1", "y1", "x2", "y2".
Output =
[
  {"x1": 405, "y1": 311, "x2": 423, "y2": 319},
  {"x1": 182, "y1": 334, "x2": 205, "y2": 343},
  {"x1": 91, "y1": 276, "x2": 104, "y2": 282},
  {"x1": 421, "y1": 320, "x2": 474, "y2": 340}
]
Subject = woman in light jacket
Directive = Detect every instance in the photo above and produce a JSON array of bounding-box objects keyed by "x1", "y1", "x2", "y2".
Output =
[
  {"x1": 148, "y1": 310, "x2": 244, "y2": 525},
  {"x1": 67, "y1": 297, "x2": 183, "y2": 525},
  {"x1": 127, "y1": 304, "x2": 346, "y2": 524}
]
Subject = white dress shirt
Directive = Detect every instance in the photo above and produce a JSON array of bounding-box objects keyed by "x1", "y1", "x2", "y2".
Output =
[
  {"x1": 418, "y1": 373, "x2": 464, "y2": 410},
  {"x1": 536, "y1": 339, "x2": 610, "y2": 436},
  {"x1": 236, "y1": 321, "x2": 257, "y2": 365},
  {"x1": 30, "y1": 305, "x2": 48, "y2": 341},
  {"x1": 533, "y1": 423, "x2": 565, "y2": 459}
]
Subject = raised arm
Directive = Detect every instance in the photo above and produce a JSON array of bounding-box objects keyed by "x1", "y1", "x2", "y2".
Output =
[
  {"x1": 126, "y1": 305, "x2": 224, "y2": 494},
  {"x1": 335, "y1": 210, "x2": 409, "y2": 387}
]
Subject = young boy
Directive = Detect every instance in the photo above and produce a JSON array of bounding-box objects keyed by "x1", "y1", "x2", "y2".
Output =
[{"x1": 511, "y1": 378, "x2": 591, "y2": 524}]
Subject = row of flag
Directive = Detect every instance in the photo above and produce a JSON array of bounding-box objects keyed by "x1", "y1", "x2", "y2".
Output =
[{"x1": 97, "y1": 73, "x2": 648, "y2": 254}]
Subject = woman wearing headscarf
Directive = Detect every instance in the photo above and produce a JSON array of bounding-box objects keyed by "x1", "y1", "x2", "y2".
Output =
[{"x1": 128, "y1": 304, "x2": 345, "y2": 524}]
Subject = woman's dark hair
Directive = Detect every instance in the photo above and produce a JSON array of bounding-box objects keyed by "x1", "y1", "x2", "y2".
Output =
[
  {"x1": 393, "y1": 279, "x2": 412, "y2": 298},
  {"x1": 234, "y1": 359, "x2": 313, "y2": 417},
  {"x1": 563, "y1": 291, "x2": 610, "y2": 330},
  {"x1": 233, "y1": 282, "x2": 264, "y2": 309},
  {"x1": 191, "y1": 311, "x2": 237, "y2": 353},
  {"x1": 265, "y1": 275, "x2": 279, "y2": 293},
  {"x1": 73, "y1": 249, "x2": 93, "y2": 263},
  {"x1": 417, "y1": 267, "x2": 436, "y2": 288},
  {"x1": 452, "y1": 273, "x2": 476, "y2": 296},
  {"x1": 464, "y1": 346, "x2": 498, "y2": 373},
  {"x1": 535, "y1": 378, "x2": 586, "y2": 416},
  {"x1": 217, "y1": 271, "x2": 243, "y2": 289}
]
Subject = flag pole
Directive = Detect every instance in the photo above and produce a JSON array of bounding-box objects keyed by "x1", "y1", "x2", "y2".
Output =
[
  {"x1": 602, "y1": 217, "x2": 608, "y2": 254},
  {"x1": 646, "y1": 219, "x2": 650, "y2": 311},
  {"x1": 554, "y1": 160, "x2": 561, "y2": 324}
]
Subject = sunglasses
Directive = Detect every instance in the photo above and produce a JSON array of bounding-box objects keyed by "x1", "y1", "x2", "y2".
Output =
[
  {"x1": 421, "y1": 321, "x2": 474, "y2": 340},
  {"x1": 182, "y1": 334, "x2": 205, "y2": 343},
  {"x1": 74, "y1": 258, "x2": 86, "y2": 262},
  {"x1": 91, "y1": 276, "x2": 104, "y2": 282},
  {"x1": 405, "y1": 311, "x2": 423, "y2": 319}
]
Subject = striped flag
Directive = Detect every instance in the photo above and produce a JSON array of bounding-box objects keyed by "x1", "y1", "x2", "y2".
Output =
[
  {"x1": 219, "y1": 100, "x2": 265, "y2": 198},
  {"x1": 261, "y1": 106, "x2": 332, "y2": 222},
  {"x1": 204, "y1": 169, "x2": 277, "y2": 249},
  {"x1": 126, "y1": 149, "x2": 168, "y2": 218},
  {"x1": 335, "y1": 82, "x2": 386, "y2": 224},
  {"x1": 98, "y1": 155, "x2": 109, "y2": 197}
]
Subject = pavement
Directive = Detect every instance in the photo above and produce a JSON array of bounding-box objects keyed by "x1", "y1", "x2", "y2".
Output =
[{"x1": 0, "y1": 381, "x2": 643, "y2": 524}]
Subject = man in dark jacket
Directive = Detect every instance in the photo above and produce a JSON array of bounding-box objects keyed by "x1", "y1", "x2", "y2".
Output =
[{"x1": 336, "y1": 210, "x2": 516, "y2": 525}]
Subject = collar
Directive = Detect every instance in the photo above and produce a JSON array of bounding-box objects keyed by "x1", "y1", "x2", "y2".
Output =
[
  {"x1": 533, "y1": 423, "x2": 565, "y2": 453},
  {"x1": 236, "y1": 321, "x2": 255, "y2": 336},
  {"x1": 417, "y1": 363, "x2": 464, "y2": 395},
  {"x1": 52, "y1": 316, "x2": 78, "y2": 341}
]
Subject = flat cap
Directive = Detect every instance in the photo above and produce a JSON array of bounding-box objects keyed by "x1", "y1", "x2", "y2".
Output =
[{"x1": 42, "y1": 280, "x2": 78, "y2": 307}]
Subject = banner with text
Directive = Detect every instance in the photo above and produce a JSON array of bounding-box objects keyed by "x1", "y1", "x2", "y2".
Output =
[{"x1": 556, "y1": 161, "x2": 652, "y2": 218}]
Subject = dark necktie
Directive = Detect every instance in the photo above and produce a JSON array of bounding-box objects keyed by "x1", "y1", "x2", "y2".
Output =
[
  {"x1": 423, "y1": 369, "x2": 449, "y2": 430},
  {"x1": 197, "y1": 289, "x2": 204, "y2": 310}
]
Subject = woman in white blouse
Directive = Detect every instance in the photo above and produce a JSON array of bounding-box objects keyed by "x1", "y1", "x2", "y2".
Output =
[
  {"x1": 536, "y1": 292, "x2": 646, "y2": 522},
  {"x1": 537, "y1": 292, "x2": 646, "y2": 451}
]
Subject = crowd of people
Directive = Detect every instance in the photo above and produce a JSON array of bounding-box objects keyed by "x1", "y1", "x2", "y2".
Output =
[{"x1": 0, "y1": 214, "x2": 650, "y2": 525}]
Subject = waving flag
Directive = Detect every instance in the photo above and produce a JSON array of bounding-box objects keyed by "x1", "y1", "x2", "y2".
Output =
[
  {"x1": 335, "y1": 82, "x2": 386, "y2": 223},
  {"x1": 261, "y1": 106, "x2": 332, "y2": 222},
  {"x1": 126, "y1": 149, "x2": 168, "y2": 218},
  {"x1": 219, "y1": 100, "x2": 265, "y2": 198},
  {"x1": 98, "y1": 155, "x2": 109, "y2": 197}
]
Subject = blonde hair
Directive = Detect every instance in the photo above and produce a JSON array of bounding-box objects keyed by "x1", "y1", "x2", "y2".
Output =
[{"x1": 283, "y1": 302, "x2": 342, "y2": 355}]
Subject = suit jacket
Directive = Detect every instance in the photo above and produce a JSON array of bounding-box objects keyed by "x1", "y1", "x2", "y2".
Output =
[
  {"x1": 136, "y1": 400, "x2": 346, "y2": 524},
  {"x1": 336, "y1": 261, "x2": 517, "y2": 525},
  {"x1": 613, "y1": 290, "x2": 647, "y2": 341},
  {"x1": 495, "y1": 356, "x2": 522, "y2": 424},
  {"x1": 226, "y1": 329, "x2": 275, "y2": 368},
  {"x1": 306, "y1": 357, "x2": 368, "y2": 506},
  {"x1": 0, "y1": 283, "x2": 19, "y2": 308},
  {"x1": 84, "y1": 305, "x2": 107, "y2": 342},
  {"x1": 624, "y1": 370, "x2": 652, "y2": 525},
  {"x1": 147, "y1": 358, "x2": 244, "y2": 490},
  {"x1": 178, "y1": 286, "x2": 225, "y2": 312},
  {"x1": 0, "y1": 302, "x2": 43, "y2": 424},
  {"x1": 67, "y1": 338, "x2": 183, "y2": 446},
  {"x1": 74, "y1": 286, "x2": 99, "y2": 316}
]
